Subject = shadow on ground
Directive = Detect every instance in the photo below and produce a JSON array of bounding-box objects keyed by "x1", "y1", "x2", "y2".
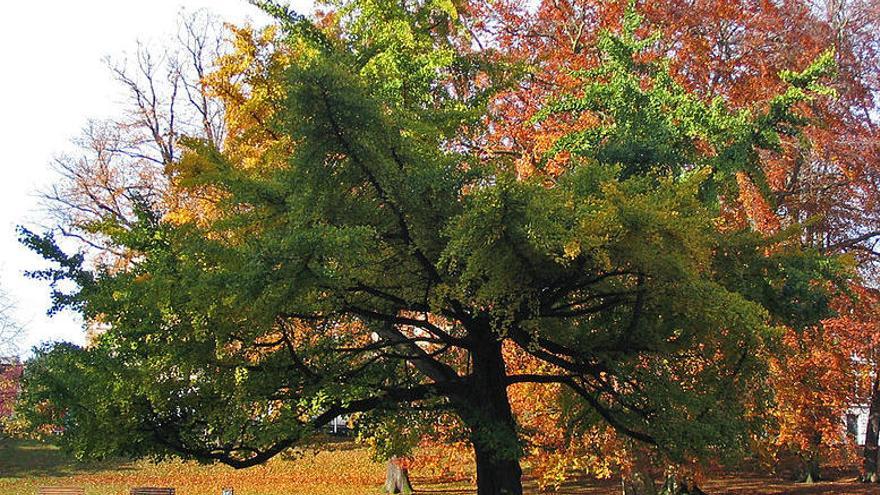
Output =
[{"x1": 0, "y1": 438, "x2": 132, "y2": 478}]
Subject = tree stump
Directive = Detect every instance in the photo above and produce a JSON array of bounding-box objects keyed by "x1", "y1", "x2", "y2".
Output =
[{"x1": 385, "y1": 457, "x2": 414, "y2": 494}]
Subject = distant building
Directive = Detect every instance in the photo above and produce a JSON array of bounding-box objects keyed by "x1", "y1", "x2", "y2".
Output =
[
  {"x1": 847, "y1": 404, "x2": 871, "y2": 445},
  {"x1": 327, "y1": 414, "x2": 351, "y2": 435}
]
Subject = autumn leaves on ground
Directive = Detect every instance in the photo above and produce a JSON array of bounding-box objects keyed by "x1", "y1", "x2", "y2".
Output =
[{"x1": 3, "y1": 437, "x2": 878, "y2": 495}]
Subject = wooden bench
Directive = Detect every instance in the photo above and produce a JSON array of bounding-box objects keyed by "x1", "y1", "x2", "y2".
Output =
[
  {"x1": 38, "y1": 488, "x2": 85, "y2": 495},
  {"x1": 130, "y1": 489, "x2": 175, "y2": 495}
]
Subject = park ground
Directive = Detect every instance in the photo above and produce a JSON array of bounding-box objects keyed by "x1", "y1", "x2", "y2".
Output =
[{"x1": 3, "y1": 437, "x2": 880, "y2": 495}]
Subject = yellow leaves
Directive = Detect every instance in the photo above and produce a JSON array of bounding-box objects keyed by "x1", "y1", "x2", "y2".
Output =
[
  {"x1": 525, "y1": 424, "x2": 624, "y2": 490},
  {"x1": 562, "y1": 239, "x2": 581, "y2": 260},
  {"x1": 163, "y1": 23, "x2": 293, "y2": 227},
  {"x1": 1, "y1": 440, "x2": 386, "y2": 495},
  {"x1": 233, "y1": 366, "x2": 249, "y2": 385},
  {"x1": 162, "y1": 208, "x2": 199, "y2": 226},
  {"x1": 432, "y1": 0, "x2": 458, "y2": 21},
  {"x1": 204, "y1": 24, "x2": 292, "y2": 172}
]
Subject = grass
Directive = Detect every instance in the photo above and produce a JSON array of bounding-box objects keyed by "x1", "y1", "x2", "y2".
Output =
[
  {"x1": 0, "y1": 437, "x2": 389, "y2": 495},
  {"x1": 3, "y1": 437, "x2": 880, "y2": 495}
]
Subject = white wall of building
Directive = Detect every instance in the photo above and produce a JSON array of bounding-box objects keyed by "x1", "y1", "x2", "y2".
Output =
[{"x1": 848, "y1": 405, "x2": 871, "y2": 445}]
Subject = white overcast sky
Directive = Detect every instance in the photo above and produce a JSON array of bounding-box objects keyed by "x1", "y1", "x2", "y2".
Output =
[{"x1": 0, "y1": 1, "x2": 313, "y2": 356}]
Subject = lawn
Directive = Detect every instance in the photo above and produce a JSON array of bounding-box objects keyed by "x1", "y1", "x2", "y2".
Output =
[
  {"x1": 0, "y1": 437, "x2": 391, "y2": 495},
  {"x1": 3, "y1": 437, "x2": 879, "y2": 495}
]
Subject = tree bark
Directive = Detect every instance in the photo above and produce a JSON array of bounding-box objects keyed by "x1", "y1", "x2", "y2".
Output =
[
  {"x1": 802, "y1": 458, "x2": 820, "y2": 484},
  {"x1": 461, "y1": 324, "x2": 524, "y2": 495},
  {"x1": 863, "y1": 370, "x2": 880, "y2": 482},
  {"x1": 473, "y1": 443, "x2": 524, "y2": 495},
  {"x1": 385, "y1": 457, "x2": 414, "y2": 494},
  {"x1": 795, "y1": 432, "x2": 822, "y2": 484}
]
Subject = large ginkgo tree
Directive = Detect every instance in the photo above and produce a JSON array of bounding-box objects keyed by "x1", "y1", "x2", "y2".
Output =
[{"x1": 19, "y1": 2, "x2": 844, "y2": 494}]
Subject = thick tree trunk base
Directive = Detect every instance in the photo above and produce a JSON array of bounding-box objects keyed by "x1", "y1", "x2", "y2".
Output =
[
  {"x1": 473, "y1": 447, "x2": 523, "y2": 495},
  {"x1": 385, "y1": 458, "x2": 413, "y2": 494},
  {"x1": 795, "y1": 458, "x2": 820, "y2": 484},
  {"x1": 466, "y1": 324, "x2": 525, "y2": 495},
  {"x1": 863, "y1": 446, "x2": 880, "y2": 483}
]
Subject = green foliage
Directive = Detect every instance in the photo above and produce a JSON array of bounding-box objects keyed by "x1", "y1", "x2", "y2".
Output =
[
  {"x1": 533, "y1": 8, "x2": 836, "y2": 205},
  {"x1": 357, "y1": 413, "x2": 421, "y2": 462}
]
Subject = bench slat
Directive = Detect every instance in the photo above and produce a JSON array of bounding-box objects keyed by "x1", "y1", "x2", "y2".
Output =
[
  {"x1": 38, "y1": 488, "x2": 85, "y2": 495},
  {"x1": 130, "y1": 489, "x2": 175, "y2": 495}
]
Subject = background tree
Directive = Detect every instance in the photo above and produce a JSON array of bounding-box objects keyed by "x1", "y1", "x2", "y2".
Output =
[
  {"x1": 43, "y1": 11, "x2": 228, "y2": 267},
  {"x1": 642, "y1": 0, "x2": 880, "y2": 480},
  {"x1": 0, "y1": 284, "x2": 23, "y2": 436},
  {"x1": 0, "y1": 361, "x2": 22, "y2": 436},
  {"x1": 0, "y1": 285, "x2": 21, "y2": 361}
]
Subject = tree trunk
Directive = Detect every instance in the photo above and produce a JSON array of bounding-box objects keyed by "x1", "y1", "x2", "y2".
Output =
[
  {"x1": 462, "y1": 324, "x2": 524, "y2": 495},
  {"x1": 473, "y1": 443, "x2": 524, "y2": 495},
  {"x1": 863, "y1": 370, "x2": 880, "y2": 482},
  {"x1": 798, "y1": 455, "x2": 820, "y2": 484},
  {"x1": 794, "y1": 433, "x2": 822, "y2": 484},
  {"x1": 385, "y1": 457, "x2": 414, "y2": 494}
]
